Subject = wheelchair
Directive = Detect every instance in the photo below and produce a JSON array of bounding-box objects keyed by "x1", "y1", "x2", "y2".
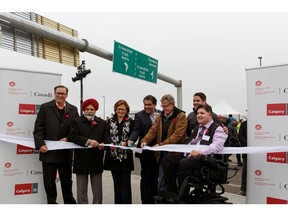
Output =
[{"x1": 154, "y1": 155, "x2": 238, "y2": 204}]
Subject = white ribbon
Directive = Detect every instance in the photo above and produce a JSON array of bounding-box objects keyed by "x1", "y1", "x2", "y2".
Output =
[
  {"x1": 0, "y1": 134, "x2": 143, "y2": 153},
  {"x1": 1, "y1": 134, "x2": 288, "y2": 154}
]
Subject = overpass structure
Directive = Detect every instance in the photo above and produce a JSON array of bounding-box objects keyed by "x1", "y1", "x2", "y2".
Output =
[{"x1": 0, "y1": 12, "x2": 183, "y2": 108}]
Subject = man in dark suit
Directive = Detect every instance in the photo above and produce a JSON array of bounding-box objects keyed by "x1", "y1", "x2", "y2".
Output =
[
  {"x1": 33, "y1": 85, "x2": 78, "y2": 204},
  {"x1": 128, "y1": 95, "x2": 160, "y2": 204}
]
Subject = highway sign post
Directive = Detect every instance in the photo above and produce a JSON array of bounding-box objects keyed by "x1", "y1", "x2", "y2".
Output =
[{"x1": 112, "y1": 41, "x2": 158, "y2": 83}]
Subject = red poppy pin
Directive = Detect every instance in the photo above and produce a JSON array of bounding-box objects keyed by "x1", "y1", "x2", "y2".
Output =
[
  {"x1": 171, "y1": 118, "x2": 175, "y2": 124},
  {"x1": 125, "y1": 117, "x2": 129, "y2": 121},
  {"x1": 205, "y1": 129, "x2": 209, "y2": 135},
  {"x1": 91, "y1": 121, "x2": 97, "y2": 125},
  {"x1": 65, "y1": 114, "x2": 69, "y2": 119}
]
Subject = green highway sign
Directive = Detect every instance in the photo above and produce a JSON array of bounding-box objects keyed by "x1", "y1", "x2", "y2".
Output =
[{"x1": 112, "y1": 41, "x2": 158, "y2": 83}]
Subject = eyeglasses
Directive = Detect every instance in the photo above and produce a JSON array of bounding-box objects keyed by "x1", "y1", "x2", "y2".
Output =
[
  {"x1": 161, "y1": 104, "x2": 171, "y2": 108},
  {"x1": 116, "y1": 108, "x2": 126, "y2": 112},
  {"x1": 55, "y1": 92, "x2": 67, "y2": 96}
]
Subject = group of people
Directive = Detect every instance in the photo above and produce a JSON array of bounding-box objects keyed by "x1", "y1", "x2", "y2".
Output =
[
  {"x1": 34, "y1": 85, "x2": 136, "y2": 204},
  {"x1": 33, "y1": 85, "x2": 243, "y2": 204}
]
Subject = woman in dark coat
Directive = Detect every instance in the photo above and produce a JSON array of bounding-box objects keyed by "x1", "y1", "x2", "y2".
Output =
[{"x1": 104, "y1": 99, "x2": 135, "y2": 204}]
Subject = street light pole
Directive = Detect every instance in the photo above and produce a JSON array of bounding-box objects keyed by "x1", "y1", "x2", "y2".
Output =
[
  {"x1": 258, "y1": 56, "x2": 262, "y2": 66},
  {"x1": 102, "y1": 96, "x2": 105, "y2": 119}
]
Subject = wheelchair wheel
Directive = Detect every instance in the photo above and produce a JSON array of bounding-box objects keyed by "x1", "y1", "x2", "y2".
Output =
[{"x1": 154, "y1": 191, "x2": 178, "y2": 204}]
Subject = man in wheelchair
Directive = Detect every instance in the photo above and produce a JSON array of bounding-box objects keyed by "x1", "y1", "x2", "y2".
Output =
[{"x1": 159, "y1": 104, "x2": 229, "y2": 204}]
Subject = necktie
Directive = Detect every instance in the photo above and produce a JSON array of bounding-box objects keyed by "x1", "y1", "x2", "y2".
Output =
[
  {"x1": 190, "y1": 126, "x2": 206, "y2": 144},
  {"x1": 184, "y1": 126, "x2": 206, "y2": 157}
]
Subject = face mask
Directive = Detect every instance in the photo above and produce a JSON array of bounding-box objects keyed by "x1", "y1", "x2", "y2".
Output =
[{"x1": 84, "y1": 113, "x2": 94, "y2": 121}]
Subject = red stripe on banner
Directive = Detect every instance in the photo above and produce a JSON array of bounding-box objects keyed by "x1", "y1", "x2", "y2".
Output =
[{"x1": 267, "y1": 196, "x2": 288, "y2": 204}]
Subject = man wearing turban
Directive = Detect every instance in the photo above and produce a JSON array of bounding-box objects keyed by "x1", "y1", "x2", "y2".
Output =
[{"x1": 70, "y1": 98, "x2": 106, "y2": 204}]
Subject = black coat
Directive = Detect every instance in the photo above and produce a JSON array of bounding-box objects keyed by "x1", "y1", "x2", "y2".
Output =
[
  {"x1": 129, "y1": 110, "x2": 153, "y2": 145},
  {"x1": 70, "y1": 115, "x2": 106, "y2": 174},
  {"x1": 129, "y1": 109, "x2": 160, "y2": 157},
  {"x1": 238, "y1": 121, "x2": 247, "y2": 147},
  {"x1": 33, "y1": 100, "x2": 79, "y2": 163}
]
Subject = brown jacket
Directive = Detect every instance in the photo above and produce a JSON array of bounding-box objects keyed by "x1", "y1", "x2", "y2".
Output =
[{"x1": 141, "y1": 107, "x2": 187, "y2": 146}]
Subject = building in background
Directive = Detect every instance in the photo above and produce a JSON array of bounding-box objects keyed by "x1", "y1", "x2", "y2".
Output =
[{"x1": 0, "y1": 12, "x2": 80, "y2": 67}]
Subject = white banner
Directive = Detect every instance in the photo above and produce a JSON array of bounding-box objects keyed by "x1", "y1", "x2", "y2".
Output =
[
  {"x1": 246, "y1": 64, "x2": 288, "y2": 204},
  {"x1": 0, "y1": 67, "x2": 61, "y2": 204}
]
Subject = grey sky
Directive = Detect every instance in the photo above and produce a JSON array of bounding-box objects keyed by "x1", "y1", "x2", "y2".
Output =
[{"x1": 37, "y1": 12, "x2": 288, "y2": 117}]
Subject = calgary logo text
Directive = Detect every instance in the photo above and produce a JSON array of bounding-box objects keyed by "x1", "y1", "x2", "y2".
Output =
[
  {"x1": 18, "y1": 104, "x2": 41, "y2": 115},
  {"x1": 267, "y1": 152, "x2": 287, "y2": 164},
  {"x1": 14, "y1": 183, "x2": 38, "y2": 195},
  {"x1": 266, "y1": 103, "x2": 287, "y2": 116},
  {"x1": 17, "y1": 145, "x2": 38, "y2": 154}
]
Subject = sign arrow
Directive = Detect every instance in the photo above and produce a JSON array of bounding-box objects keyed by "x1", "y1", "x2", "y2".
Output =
[{"x1": 124, "y1": 62, "x2": 128, "y2": 72}]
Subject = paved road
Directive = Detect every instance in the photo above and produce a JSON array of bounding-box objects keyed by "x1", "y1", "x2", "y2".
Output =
[
  {"x1": 56, "y1": 154, "x2": 246, "y2": 204},
  {"x1": 130, "y1": 153, "x2": 246, "y2": 204},
  {"x1": 132, "y1": 153, "x2": 243, "y2": 195}
]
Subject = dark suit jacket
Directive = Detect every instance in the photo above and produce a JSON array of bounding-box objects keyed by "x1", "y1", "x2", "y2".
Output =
[
  {"x1": 129, "y1": 110, "x2": 159, "y2": 147},
  {"x1": 129, "y1": 109, "x2": 159, "y2": 157},
  {"x1": 33, "y1": 100, "x2": 79, "y2": 163},
  {"x1": 70, "y1": 115, "x2": 106, "y2": 174}
]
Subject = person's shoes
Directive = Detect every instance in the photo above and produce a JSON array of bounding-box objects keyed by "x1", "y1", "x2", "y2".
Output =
[
  {"x1": 238, "y1": 191, "x2": 246, "y2": 196},
  {"x1": 166, "y1": 197, "x2": 177, "y2": 204}
]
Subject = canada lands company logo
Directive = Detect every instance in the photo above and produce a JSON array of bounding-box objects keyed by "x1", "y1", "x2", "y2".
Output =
[
  {"x1": 14, "y1": 183, "x2": 38, "y2": 195},
  {"x1": 255, "y1": 124, "x2": 262, "y2": 130},
  {"x1": 255, "y1": 80, "x2": 262, "y2": 86},
  {"x1": 9, "y1": 81, "x2": 16, "y2": 87},
  {"x1": 7, "y1": 121, "x2": 13, "y2": 127},
  {"x1": 255, "y1": 170, "x2": 262, "y2": 176},
  {"x1": 5, "y1": 162, "x2": 12, "y2": 168}
]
